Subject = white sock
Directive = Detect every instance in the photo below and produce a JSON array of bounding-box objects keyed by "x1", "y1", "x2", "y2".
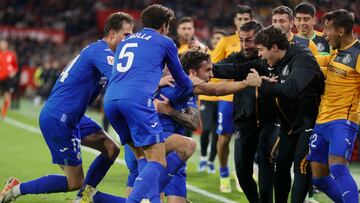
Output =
[
  {"x1": 200, "y1": 156, "x2": 207, "y2": 161},
  {"x1": 13, "y1": 184, "x2": 21, "y2": 197}
]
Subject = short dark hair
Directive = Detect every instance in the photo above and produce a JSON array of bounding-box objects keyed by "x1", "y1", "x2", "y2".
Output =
[
  {"x1": 141, "y1": 4, "x2": 175, "y2": 30},
  {"x1": 322, "y1": 9, "x2": 354, "y2": 34},
  {"x1": 104, "y1": 12, "x2": 134, "y2": 36},
  {"x1": 240, "y1": 21, "x2": 263, "y2": 34},
  {"x1": 294, "y1": 2, "x2": 316, "y2": 17},
  {"x1": 272, "y1": 6, "x2": 294, "y2": 20},
  {"x1": 255, "y1": 26, "x2": 289, "y2": 50},
  {"x1": 180, "y1": 50, "x2": 211, "y2": 74},
  {"x1": 213, "y1": 28, "x2": 228, "y2": 36},
  {"x1": 235, "y1": 5, "x2": 252, "y2": 18},
  {"x1": 177, "y1": 16, "x2": 194, "y2": 27}
]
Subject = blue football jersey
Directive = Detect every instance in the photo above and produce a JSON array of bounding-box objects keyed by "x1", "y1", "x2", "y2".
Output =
[
  {"x1": 157, "y1": 84, "x2": 197, "y2": 134},
  {"x1": 104, "y1": 28, "x2": 192, "y2": 104},
  {"x1": 44, "y1": 39, "x2": 114, "y2": 126}
]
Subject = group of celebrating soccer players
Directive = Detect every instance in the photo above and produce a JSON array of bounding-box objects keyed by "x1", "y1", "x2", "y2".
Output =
[{"x1": 0, "y1": 2, "x2": 359, "y2": 203}]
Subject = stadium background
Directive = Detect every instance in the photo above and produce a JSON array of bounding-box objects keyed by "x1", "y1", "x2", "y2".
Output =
[{"x1": 0, "y1": 0, "x2": 359, "y2": 202}]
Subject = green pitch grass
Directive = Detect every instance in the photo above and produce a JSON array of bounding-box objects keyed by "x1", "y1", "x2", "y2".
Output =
[{"x1": 1, "y1": 99, "x2": 359, "y2": 202}]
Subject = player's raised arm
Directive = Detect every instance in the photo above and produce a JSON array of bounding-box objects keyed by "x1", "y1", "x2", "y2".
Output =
[{"x1": 165, "y1": 40, "x2": 192, "y2": 89}]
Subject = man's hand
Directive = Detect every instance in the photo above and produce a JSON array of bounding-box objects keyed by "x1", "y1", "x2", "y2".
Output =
[
  {"x1": 261, "y1": 75, "x2": 278, "y2": 84},
  {"x1": 159, "y1": 75, "x2": 175, "y2": 87},
  {"x1": 245, "y1": 69, "x2": 262, "y2": 87},
  {"x1": 189, "y1": 73, "x2": 205, "y2": 86},
  {"x1": 189, "y1": 40, "x2": 208, "y2": 53},
  {"x1": 154, "y1": 94, "x2": 173, "y2": 115}
]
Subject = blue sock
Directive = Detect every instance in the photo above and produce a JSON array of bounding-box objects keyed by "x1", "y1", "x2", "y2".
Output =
[
  {"x1": 20, "y1": 175, "x2": 68, "y2": 194},
  {"x1": 312, "y1": 176, "x2": 343, "y2": 203},
  {"x1": 158, "y1": 152, "x2": 185, "y2": 192},
  {"x1": 220, "y1": 166, "x2": 229, "y2": 178},
  {"x1": 137, "y1": 158, "x2": 147, "y2": 174},
  {"x1": 93, "y1": 191, "x2": 126, "y2": 203},
  {"x1": 128, "y1": 161, "x2": 164, "y2": 202},
  {"x1": 77, "y1": 154, "x2": 114, "y2": 197},
  {"x1": 85, "y1": 154, "x2": 114, "y2": 187},
  {"x1": 330, "y1": 164, "x2": 359, "y2": 203},
  {"x1": 150, "y1": 195, "x2": 161, "y2": 203}
]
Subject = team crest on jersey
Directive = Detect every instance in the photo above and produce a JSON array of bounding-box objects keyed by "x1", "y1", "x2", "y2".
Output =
[
  {"x1": 316, "y1": 43, "x2": 325, "y2": 52},
  {"x1": 107, "y1": 56, "x2": 114, "y2": 65},
  {"x1": 282, "y1": 65, "x2": 289, "y2": 76},
  {"x1": 342, "y1": 54, "x2": 352, "y2": 64}
]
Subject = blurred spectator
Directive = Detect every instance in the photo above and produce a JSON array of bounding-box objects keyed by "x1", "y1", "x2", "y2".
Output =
[
  {"x1": 33, "y1": 59, "x2": 60, "y2": 105},
  {"x1": 0, "y1": 0, "x2": 358, "y2": 102},
  {"x1": 209, "y1": 29, "x2": 228, "y2": 51},
  {"x1": 0, "y1": 38, "x2": 18, "y2": 118}
]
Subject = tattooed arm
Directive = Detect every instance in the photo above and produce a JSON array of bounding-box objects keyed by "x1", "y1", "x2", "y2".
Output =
[
  {"x1": 169, "y1": 107, "x2": 200, "y2": 131},
  {"x1": 154, "y1": 95, "x2": 200, "y2": 131}
]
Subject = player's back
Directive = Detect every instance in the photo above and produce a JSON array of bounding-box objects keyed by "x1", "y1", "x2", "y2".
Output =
[
  {"x1": 44, "y1": 40, "x2": 113, "y2": 126},
  {"x1": 106, "y1": 28, "x2": 176, "y2": 104}
]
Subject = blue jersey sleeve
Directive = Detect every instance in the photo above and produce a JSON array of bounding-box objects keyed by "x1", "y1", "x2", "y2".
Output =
[
  {"x1": 164, "y1": 39, "x2": 192, "y2": 89},
  {"x1": 91, "y1": 48, "x2": 113, "y2": 79},
  {"x1": 159, "y1": 85, "x2": 193, "y2": 104}
]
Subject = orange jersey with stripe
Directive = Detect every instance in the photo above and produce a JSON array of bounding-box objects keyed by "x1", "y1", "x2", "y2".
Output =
[
  {"x1": 316, "y1": 40, "x2": 360, "y2": 124},
  {"x1": 200, "y1": 34, "x2": 241, "y2": 102}
]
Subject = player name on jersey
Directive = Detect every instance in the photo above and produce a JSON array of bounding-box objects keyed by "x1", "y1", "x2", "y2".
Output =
[{"x1": 124, "y1": 32, "x2": 152, "y2": 41}]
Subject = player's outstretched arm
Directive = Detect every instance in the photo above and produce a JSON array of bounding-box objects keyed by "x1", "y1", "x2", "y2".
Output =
[{"x1": 193, "y1": 81, "x2": 248, "y2": 96}]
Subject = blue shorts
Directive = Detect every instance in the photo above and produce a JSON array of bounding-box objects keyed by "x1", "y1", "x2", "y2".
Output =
[
  {"x1": 75, "y1": 115, "x2": 102, "y2": 140},
  {"x1": 308, "y1": 119, "x2": 359, "y2": 163},
  {"x1": 39, "y1": 108, "x2": 82, "y2": 166},
  {"x1": 124, "y1": 144, "x2": 138, "y2": 187},
  {"x1": 216, "y1": 101, "x2": 234, "y2": 135},
  {"x1": 104, "y1": 99, "x2": 164, "y2": 147},
  {"x1": 164, "y1": 165, "x2": 187, "y2": 198}
]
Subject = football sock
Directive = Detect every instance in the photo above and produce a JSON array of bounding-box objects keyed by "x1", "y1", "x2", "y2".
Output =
[
  {"x1": 77, "y1": 154, "x2": 113, "y2": 197},
  {"x1": 330, "y1": 164, "x2": 359, "y2": 203},
  {"x1": 128, "y1": 161, "x2": 164, "y2": 202},
  {"x1": 158, "y1": 152, "x2": 185, "y2": 192},
  {"x1": 137, "y1": 158, "x2": 147, "y2": 174},
  {"x1": 20, "y1": 175, "x2": 68, "y2": 194},
  {"x1": 93, "y1": 191, "x2": 127, "y2": 203},
  {"x1": 1, "y1": 98, "x2": 9, "y2": 118},
  {"x1": 312, "y1": 176, "x2": 343, "y2": 203},
  {"x1": 220, "y1": 166, "x2": 229, "y2": 178}
]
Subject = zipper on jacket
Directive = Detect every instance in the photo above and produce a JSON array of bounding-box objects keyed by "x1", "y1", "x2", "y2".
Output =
[
  {"x1": 275, "y1": 97, "x2": 293, "y2": 135},
  {"x1": 255, "y1": 87, "x2": 260, "y2": 128}
]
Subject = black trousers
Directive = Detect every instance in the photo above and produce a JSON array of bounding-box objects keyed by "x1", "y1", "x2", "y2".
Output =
[
  {"x1": 274, "y1": 128, "x2": 312, "y2": 203},
  {"x1": 234, "y1": 120, "x2": 279, "y2": 203},
  {"x1": 200, "y1": 100, "x2": 218, "y2": 161}
]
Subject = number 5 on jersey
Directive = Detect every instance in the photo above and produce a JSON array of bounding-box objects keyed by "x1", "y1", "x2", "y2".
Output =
[{"x1": 117, "y1": 43, "x2": 138, "y2": 72}]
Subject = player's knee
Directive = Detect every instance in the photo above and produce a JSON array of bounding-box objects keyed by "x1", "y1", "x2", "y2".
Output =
[
  {"x1": 185, "y1": 138, "x2": 196, "y2": 157},
  {"x1": 66, "y1": 176, "x2": 84, "y2": 191},
  {"x1": 177, "y1": 138, "x2": 196, "y2": 161},
  {"x1": 219, "y1": 134, "x2": 231, "y2": 144},
  {"x1": 105, "y1": 141, "x2": 120, "y2": 161}
]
